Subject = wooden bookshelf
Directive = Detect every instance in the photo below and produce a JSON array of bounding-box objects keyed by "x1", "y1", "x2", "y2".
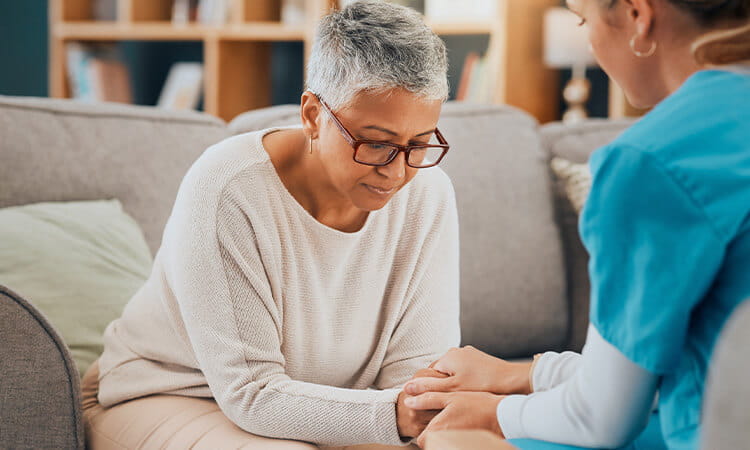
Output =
[
  {"x1": 48, "y1": 0, "x2": 634, "y2": 123},
  {"x1": 49, "y1": 0, "x2": 330, "y2": 121}
]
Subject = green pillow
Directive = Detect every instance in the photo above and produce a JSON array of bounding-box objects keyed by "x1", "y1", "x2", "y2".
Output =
[{"x1": 0, "y1": 200, "x2": 152, "y2": 378}]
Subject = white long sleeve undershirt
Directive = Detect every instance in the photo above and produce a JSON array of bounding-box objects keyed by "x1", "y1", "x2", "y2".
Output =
[
  {"x1": 498, "y1": 325, "x2": 659, "y2": 448},
  {"x1": 532, "y1": 350, "x2": 582, "y2": 392}
]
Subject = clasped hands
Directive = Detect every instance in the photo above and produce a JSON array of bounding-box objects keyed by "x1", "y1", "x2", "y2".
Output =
[{"x1": 395, "y1": 346, "x2": 533, "y2": 448}]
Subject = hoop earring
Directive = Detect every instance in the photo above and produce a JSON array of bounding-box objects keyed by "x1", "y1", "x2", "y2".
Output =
[{"x1": 630, "y1": 35, "x2": 657, "y2": 58}]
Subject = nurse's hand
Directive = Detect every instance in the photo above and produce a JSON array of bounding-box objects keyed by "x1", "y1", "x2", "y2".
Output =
[
  {"x1": 404, "y1": 391, "x2": 506, "y2": 448},
  {"x1": 404, "y1": 346, "x2": 532, "y2": 396},
  {"x1": 396, "y1": 368, "x2": 449, "y2": 439}
]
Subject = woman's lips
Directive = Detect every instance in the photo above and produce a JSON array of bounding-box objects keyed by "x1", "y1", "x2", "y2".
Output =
[{"x1": 363, "y1": 184, "x2": 396, "y2": 195}]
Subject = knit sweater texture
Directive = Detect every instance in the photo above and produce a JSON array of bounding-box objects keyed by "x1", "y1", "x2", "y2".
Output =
[{"x1": 97, "y1": 128, "x2": 461, "y2": 446}]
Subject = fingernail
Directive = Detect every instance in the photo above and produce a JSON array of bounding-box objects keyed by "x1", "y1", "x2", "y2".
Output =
[
  {"x1": 405, "y1": 383, "x2": 416, "y2": 395},
  {"x1": 405, "y1": 397, "x2": 416, "y2": 407}
]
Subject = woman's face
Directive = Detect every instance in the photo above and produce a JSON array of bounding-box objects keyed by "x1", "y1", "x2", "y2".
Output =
[
  {"x1": 568, "y1": 0, "x2": 664, "y2": 108},
  {"x1": 311, "y1": 88, "x2": 443, "y2": 212}
]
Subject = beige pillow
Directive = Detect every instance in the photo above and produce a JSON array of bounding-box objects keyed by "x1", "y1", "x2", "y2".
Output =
[
  {"x1": 0, "y1": 200, "x2": 152, "y2": 378},
  {"x1": 550, "y1": 157, "x2": 592, "y2": 214}
]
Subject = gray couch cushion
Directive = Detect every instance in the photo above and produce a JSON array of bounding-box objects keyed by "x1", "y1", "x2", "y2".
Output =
[
  {"x1": 540, "y1": 119, "x2": 632, "y2": 351},
  {"x1": 541, "y1": 118, "x2": 634, "y2": 163},
  {"x1": 0, "y1": 284, "x2": 84, "y2": 449},
  {"x1": 229, "y1": 102, "x2": 570, "y2": 357},
  {"x1": 702, "y1": 300, "x2": 750, "y2": 449},
  {"x1": 0, "y1": 96, "x2": 228, "y2": 254},
  {"x1": 438, "y1": 103, "x2": 567, "y2": 357},
  {"x1": 229, "y1": 104, "x2": 300, "y2": 135}
]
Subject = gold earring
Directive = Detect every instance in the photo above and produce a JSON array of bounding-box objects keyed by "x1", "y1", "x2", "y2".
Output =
[
  {"x1": 630, "y1": 35, "x2": 657, "y2": 58},
  {"x1": 309, "y1": 136, "x2": 313, "y2": 154}
]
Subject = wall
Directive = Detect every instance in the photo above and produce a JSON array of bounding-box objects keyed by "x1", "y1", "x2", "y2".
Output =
[{"x1": 0, "y1": 0, "x2": 49, "y2": 97}]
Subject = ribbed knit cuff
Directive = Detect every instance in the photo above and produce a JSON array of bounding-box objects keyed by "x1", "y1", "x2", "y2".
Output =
[
  {"x1": 371, "y1": 388, "x2": 410, "y2": 446},
  {"x1": 497, "y1": 394, "x2": 528, "y2": 439}
]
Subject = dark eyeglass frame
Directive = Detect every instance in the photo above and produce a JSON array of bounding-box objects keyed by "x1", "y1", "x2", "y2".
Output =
[{"x1": 311, "y1": 92, "x2": 450, "y2": 168}]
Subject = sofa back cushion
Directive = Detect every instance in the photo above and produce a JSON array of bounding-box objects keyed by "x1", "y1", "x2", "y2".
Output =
[
  {"x1": 436, "y1": 103, "x2": 568, "y2": 357},
  {"x1": 540, "y1": 119, "x2": 634, "y2": 351},
  {"x1": 231, "y1": 102, "x2": 569, "y2": 358},
  {"x1": 0, "y1": 96, "x2": 228, "y2": 254}
]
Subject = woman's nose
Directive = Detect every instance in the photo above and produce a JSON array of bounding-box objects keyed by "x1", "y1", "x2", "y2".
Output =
[{"x1": 377, "y1": 151, "x2": 407, "y2": 180}]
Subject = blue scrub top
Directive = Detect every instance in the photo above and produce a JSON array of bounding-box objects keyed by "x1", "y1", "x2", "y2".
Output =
[{"x1": 581, "y1": 68, "x2": 750, "y2": 449}]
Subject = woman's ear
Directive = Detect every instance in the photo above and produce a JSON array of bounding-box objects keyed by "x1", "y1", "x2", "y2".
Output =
[
  {"x1": 300, "y1": 91, "x2": 321, "y2": 140},
  {"x1": 625, "y1": 0, "x2": 655, "y2": 38}
]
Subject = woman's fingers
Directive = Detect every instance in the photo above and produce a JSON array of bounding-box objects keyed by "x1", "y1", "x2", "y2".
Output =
[
  {"x1": 416, "y1": 410, "x2": 447, "y2": 448},
  {"x1": 412, "y1": 368, "x2": 449, "y2": 380},
  {"x1": 405, "y1": 376, "x2": 455, "y2": 395},
  {"x1": 405, "y1": 392, "x2": 451, "y2": 410}
]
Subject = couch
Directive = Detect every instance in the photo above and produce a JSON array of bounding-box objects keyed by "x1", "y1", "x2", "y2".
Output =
[{"x1": 0, "y1": 95, "x2": 745, "y2": 449}]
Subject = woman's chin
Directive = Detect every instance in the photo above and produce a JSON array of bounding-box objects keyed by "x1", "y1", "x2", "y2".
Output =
[
  {"x1": 354, "y1": 198, "x2": 390, "y2": 212},
  {"x1": 624, "y1": 90, "x2": 663, "y2": 111},
  {"x1": 352, "y1": 195, "x2": 393, "y2": 212},
  {"x1": 353, "y1": 184, "x2": 400, "y2": 211}
]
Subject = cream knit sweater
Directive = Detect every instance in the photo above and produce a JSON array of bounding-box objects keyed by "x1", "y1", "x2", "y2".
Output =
[{"x1": 97, "y1": 128, "x2": 461, "y2": 446}]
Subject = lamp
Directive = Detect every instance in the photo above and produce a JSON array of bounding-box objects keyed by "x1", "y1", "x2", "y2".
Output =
[{"x1": 544, "y1": 7, "x2": 597, "y2": 123}]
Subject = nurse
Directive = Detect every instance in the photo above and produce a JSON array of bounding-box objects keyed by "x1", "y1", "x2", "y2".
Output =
[{"x1": 402, "y1": 0, "x2": 750, "y2": 448}]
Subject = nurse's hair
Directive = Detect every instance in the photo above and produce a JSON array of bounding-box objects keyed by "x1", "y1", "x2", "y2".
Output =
[
  {"x1": 600, "y1": 0, "x2": 750, "y2": 65},
  {"x1": 305, "y1": 0, "x2": 449, "y2": 110}
]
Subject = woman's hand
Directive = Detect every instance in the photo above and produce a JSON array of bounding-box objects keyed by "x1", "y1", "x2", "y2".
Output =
[
  {"x1": 396, "y1": 368, "x2": 449, "y2": 439},
  {"x1": 404, "y1": 346, "x2": 532, "y2": 396},
  {"x1": 404, "y1": 391, "x2": 506, "y2": 448}
]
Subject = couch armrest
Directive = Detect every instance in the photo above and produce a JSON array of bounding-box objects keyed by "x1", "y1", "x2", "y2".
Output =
[
  {"x1": 702, "y1": 299, "x2": 750, "y2": 449},
  {"x1": 425, "y1": 430, "x2": 516, "y2": 450},
  {"x1": 0, "y1": 284, "x2": 85, "y2": 449}
]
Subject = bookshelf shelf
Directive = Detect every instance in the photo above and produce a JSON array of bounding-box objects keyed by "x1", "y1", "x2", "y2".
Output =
[
  {"x1": 428, "y1": 22, "x2": 495, "y2": 35},
  {"x1": 49, "y1": 0, "x2": 657, "y2": 122},
  {"x1": 55, "y1": 22, "x2": 207, "y2": 40},
  {"x1": 218, "y1": 23, "x2": 306, "y2": 41},
  {"x1": 55, "y1": 22, "x2": 306, "y2": 41}
]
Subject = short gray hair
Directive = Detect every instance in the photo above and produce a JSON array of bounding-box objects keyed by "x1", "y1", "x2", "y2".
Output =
[{"x1": 306, "y1": 0, "x2": 449, "y2": 110}]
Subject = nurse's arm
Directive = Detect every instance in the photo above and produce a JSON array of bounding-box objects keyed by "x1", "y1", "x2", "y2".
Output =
[
  {"x1": 497, "y1": 324, "x2": 658, "y2": 448},
  {"x1": 530, "y1": 350, "x2": 582, "y2": 392}
]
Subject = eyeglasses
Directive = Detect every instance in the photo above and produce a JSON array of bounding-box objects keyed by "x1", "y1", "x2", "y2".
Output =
[{"x1": 312, "y1": 93, "x2": 450, "y2": 169}]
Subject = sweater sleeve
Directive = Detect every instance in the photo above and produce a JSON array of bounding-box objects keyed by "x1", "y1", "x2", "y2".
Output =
[
  {"x1": 161, "y1": 179, "x2": 405, "y2": 447},
  {"x1": 497, "y1": 325, "x2": 658, "y2": 448},
  {"x1": 374, "y1": 179, "x2": 461, "y2": 389}
]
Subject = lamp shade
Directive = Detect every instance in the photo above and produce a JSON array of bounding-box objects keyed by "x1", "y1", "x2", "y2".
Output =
[{"x1": 544, "y1": 7, "x2": 597, "y2": 68}]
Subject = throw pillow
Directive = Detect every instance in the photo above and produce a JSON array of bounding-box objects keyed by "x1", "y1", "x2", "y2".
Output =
[
  {"x1": 550, "y1": 157, "x2": 592, "y2": 214},
  {"x1": 0, "y1": 200, "x2": 152, "y2": 378}
]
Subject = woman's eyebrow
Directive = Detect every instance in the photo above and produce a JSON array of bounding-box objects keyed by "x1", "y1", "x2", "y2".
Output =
[{"x1": 363, "y1": 125, "x2": 436, "y2": 138}]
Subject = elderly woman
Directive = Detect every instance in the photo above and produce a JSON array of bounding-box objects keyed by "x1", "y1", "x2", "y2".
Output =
[
  {"x1": 404, "y1": 0, "x2": 750, "y2": 449},
  {"x1": 81, "y1": 2, "x2": 459, "y2": 448}
]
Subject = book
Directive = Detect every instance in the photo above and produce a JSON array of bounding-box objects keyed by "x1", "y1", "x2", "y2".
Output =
[
  {"x1": 66, "y1": 43, "x2": 95, "y2": 101},
  {"x1": 471, "y1": 55, "x2": 492, "y2": 103},
  {"x1": 90, "y1": 59, "x2": 132, "y2": 103},
  {"x1": 93, "y1": 0, "x2": 117, "y2": 21},
  {"x1": 66, "y1": 43, "x2": 132, "y2": 104},
  {"x1": 157, "y1": 63, "x2": 204, "y2": 110},
  {"x1": 197, "y1": 0, "x2": 230, "y2": 25},
  {"x1": 281, "y1": 0, "x2": 306, "y2": 26},
  {"x1": 172, "y1": 0, "x2": 200, "y2": 25},
  {"x1": 455, "y1": 52, "x2": 493, "y2": 103},
  {"x1": 456, "y1": 52, "x2": 480, "y2": 101}
]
